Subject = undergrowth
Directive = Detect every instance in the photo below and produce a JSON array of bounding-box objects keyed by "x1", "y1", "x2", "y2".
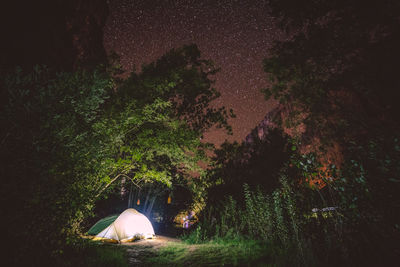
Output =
[
  {"x1": 53, "y1": 240, "x2": 128, "y2": 267},
  {"x1": 145, "y1": 239, "x2": 272, "y2": 266}
]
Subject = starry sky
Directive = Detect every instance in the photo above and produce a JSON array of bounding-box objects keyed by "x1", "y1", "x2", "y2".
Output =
[{"x1": 103, "y1": 0, "x2": 284, "y2": 145}]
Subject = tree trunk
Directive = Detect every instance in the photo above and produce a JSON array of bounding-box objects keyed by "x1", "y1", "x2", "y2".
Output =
[
  {"x1": 128, "y1": 183, "x2": 134, "y2": 208},
  {"x1": 143, "y1": 187, "x2": 152, "y2": 212},
  {"x1": 120, "y1": 177, "x2": 127, "y2": 197},
  {"x1": 145, "y1": 196, "x2": 157, "y2": 218}
]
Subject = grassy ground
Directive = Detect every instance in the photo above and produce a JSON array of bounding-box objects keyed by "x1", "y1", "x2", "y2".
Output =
[
  {"x1": 82, "y1": 244, "x2": 128, "y2": 267},
  {"x1": 53, "y1": 242, "x2": 128, "y2": 267},
  {"x1": 65, "y1": 235, "x2": 279, "y2": 266},
  {"x1": 125, "y1": 237, "x2": 274, "y2": 266},
  {"x1": 149, "y1": 241, "x2": 271, "y2": 266}
]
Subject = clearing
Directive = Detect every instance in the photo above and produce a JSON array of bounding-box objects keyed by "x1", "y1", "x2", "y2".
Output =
[{"x1": 117, "y1": 235, "x2": 271, "y2": 266}]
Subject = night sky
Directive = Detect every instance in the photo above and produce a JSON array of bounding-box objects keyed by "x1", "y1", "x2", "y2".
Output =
[{"x1": 103, "y1": 0, "x2": 285, "y2": 145}]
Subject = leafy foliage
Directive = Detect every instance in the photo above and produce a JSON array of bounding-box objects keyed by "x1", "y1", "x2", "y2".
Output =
[
  {"x1": 0, "y1": 44, "x2": 232, "y2": 264},
  {"x1": 190, "y1": 2, "x2": 400, "y2": 263},
  {"x1": 1, "y1": 65, "x2": 114, "y2": 264},
  {"x1": 257, "y1": 0, "x2": 400, "y2": 263},
  {"x1": 206, "y1": 128, "x2": 290, "y2": 204},
  {"x1": 263, "y1": 0, "x2": 400, "y2": 143}
]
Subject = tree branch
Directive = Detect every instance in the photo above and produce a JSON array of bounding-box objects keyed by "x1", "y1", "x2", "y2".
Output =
[{"x1": 96, "y1": 173, "x2": 141, "y2": 198}]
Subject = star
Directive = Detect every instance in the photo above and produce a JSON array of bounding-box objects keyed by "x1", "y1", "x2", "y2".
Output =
[{"x1": 104, "y1": 0, "x2": 284, "y2": 145}]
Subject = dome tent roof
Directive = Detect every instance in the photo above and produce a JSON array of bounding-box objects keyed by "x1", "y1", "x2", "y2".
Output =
[{"x1": 92, "y1": 209, "x2": 155, "y2": 243}]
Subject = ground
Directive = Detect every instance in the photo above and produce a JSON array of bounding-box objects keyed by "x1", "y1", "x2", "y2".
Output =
[
  {"x1": 121, "y1": 235, "x2": 181, "y2": 266},
  {"x1": 114, "y1": 235, "x2": 271, "y2": 266}
]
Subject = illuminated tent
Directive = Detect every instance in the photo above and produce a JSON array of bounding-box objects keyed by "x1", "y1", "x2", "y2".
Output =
[{"x1": 91, "y1": 208, "x2": 155, "y2": 243}]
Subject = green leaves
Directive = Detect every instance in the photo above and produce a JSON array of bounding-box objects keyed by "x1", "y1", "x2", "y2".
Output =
[
  {"x1": 1, "y1": 44, "x2": 232, "y2": 256},
  {"x1": 99, "y1": 45, "x2": 233, "y2": 189}
]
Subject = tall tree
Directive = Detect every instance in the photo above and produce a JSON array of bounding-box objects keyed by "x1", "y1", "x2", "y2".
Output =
[
  {"x1": 0, "y1": 44, "x2": 232, "y2": 265},
  {"x1": 264, "y1": 0, "x2": 400, "y2": 140},
  {"x1": 97, "y1": 44, "x2": 233, "y2": 195},
  {"x1": 262, "y1": 0, "x2": 400, "y2": 263}
]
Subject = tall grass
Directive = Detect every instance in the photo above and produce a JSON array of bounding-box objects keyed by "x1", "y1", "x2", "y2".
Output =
[
  {"x1": 185, "y1": 160, "x2": 400, "y2": 266},
  {"x1": 183, "y1": 134, "x2": 400, "y2": 266},
  {"x1": 183, "y1": 176, "x2": 316, "y2": 265}
]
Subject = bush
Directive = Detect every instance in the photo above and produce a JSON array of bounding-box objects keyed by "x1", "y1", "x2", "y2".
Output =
[{"x1": 183, "y1": 177, "x2": 316, "y2": 266}]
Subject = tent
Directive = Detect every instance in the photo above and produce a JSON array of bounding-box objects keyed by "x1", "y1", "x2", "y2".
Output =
[
  {"x1": 87, "y1": 214, "x2": 119, "y2": 236},
  {"x1": 91, "y1": 209, "x2": 155, "y2": 243}
]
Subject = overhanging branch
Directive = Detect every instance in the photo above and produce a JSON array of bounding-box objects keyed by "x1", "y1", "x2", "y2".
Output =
[{"x1": 96, "y1": 173, "x2": 141, "y2": 198}]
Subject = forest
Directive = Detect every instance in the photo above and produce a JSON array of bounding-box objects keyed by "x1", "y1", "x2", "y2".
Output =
[{"x1": 1, "y1": 0, "x2": 399, "y2": 266}]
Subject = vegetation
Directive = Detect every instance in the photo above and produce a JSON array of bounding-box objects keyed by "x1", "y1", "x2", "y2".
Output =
[
  {"x1": 260, "y1": 0, "x2": 400, "y2": 264},
  {"x1": 2, "y1": 1, "x2": 399, "y2": 266},
  {"x1": 52, "y1": 242, "x2": 128, "y2": 267},
  {"x1": 143, "y1": 239, "x2": 271, "y2": 267},
  {"x1": 184, "y1": 0, "x2": 400, "y2": 266},
  {"x1": 0, "y1": 44, "x2": 232, "y2": 265}
]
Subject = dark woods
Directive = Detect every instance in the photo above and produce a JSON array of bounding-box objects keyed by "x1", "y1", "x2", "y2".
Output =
[
  {"x1": 1, "y1": 0, "x2": 399, "y2": 266},
  {"x1": 188, "y1": 0, "x2": 400, "y2": 266},
  {"x1": 0, "y1": 2, "x2": 233, "y2": 262}
]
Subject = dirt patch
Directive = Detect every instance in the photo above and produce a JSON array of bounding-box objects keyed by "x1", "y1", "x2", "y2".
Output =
[{"x1": 121, "y1": 235, "x2": 182, "y2": 266}]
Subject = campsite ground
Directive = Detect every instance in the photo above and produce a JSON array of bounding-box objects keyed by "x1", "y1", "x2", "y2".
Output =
[
  {"x1": 115, "y1": 235, "x2": 272, "y2": 266},
  {"x1": 122, "y1": 235, "x2": 181, "y2": 266},
  {"x1": 85, "y1": 224, "x2": 272, "y2": 266}
]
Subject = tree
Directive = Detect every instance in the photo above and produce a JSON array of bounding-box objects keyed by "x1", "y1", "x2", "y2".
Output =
[
  {"x1": 0, "y1": 44, "x2": 232, "y2": 264},
  {"x1": 1, "y1": 65, "x2": 114, "y2": 264},
  {"x1": 264, "y1": 0, "x2": 400, "y2": 140},
  {"x1": 261, "y1": 0, "x2": 400, "y2": 264},
  {"x1": 94, "y1": 44, "x2": 233, "y2": 203},
  {"x1": 206, "y1": 128, "x2": 290, "y2": 204}
]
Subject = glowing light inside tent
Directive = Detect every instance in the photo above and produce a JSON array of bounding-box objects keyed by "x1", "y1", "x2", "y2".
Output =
[{"x1": 95, "y1": 208, "x2": 155, "y2": 242}]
